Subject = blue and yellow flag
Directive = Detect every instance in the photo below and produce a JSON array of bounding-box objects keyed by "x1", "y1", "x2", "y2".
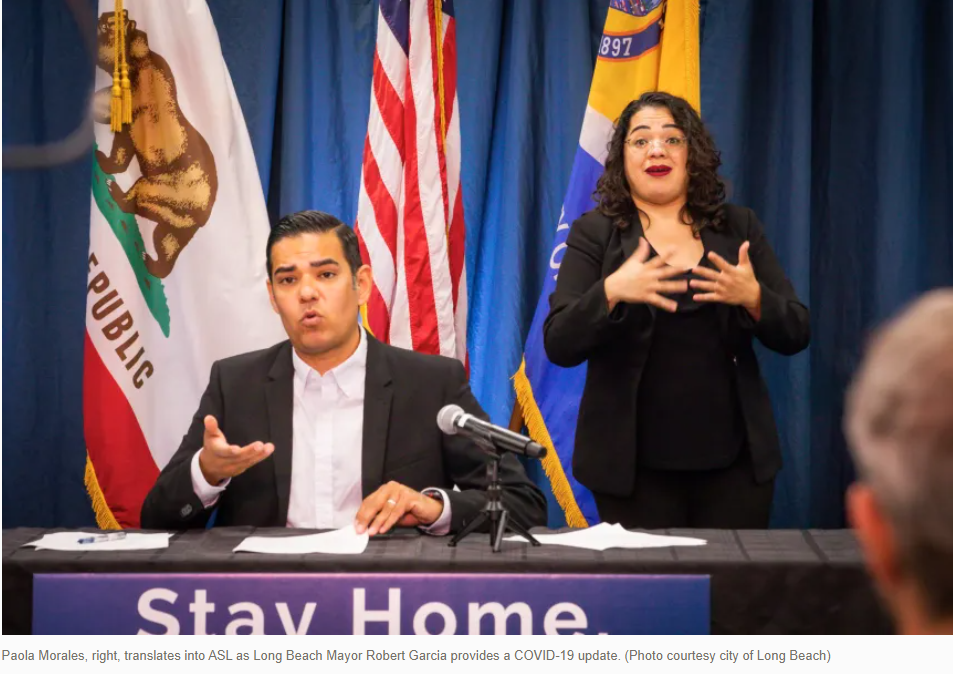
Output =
[{"x1": 513, "y1": 0, "x2": 700, "y2": 527}]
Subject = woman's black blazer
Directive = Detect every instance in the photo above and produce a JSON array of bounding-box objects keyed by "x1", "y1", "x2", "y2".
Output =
[{"x1": 543, "y1": 205, "x2": 810, "y2": 497}]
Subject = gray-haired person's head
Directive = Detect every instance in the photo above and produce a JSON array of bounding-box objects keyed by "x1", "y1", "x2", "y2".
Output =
[{"x1": 845, "y1": 289, "x2": 953, "y2": 621}]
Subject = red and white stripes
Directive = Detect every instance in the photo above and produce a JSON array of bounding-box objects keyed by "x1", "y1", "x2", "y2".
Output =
[{"x1": 355, "y1": 0, "x2": 467, "y2": 364}]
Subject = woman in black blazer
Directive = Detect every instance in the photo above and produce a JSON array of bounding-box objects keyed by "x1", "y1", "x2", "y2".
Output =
[{"x1": 544, "y1": 92, "x2": 809, "y2": 529}]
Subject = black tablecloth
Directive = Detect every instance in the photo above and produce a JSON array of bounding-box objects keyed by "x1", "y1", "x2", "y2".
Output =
[{"x1": 2, "y1": 527, "x2": 892, "y2": 635}]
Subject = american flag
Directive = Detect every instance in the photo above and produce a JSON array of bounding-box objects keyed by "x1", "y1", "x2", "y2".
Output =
[{"x1": 355, "y1": 0, "x2": 467, "y2": 363}]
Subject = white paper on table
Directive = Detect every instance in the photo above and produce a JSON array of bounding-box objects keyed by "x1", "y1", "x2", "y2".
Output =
[
  {"x1": 23, "y1": 532, "x2": 172, "y2": 552},
  {"x1": 234, "y1": 526, "x2": 370, "y2": 555},
  {"x1": 505, "y1": 522, "x2": 707, "y2": 551}
]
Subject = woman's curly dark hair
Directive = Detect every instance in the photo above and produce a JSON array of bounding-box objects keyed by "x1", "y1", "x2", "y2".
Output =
[{"x1": 594, "y1": 91, "x2": 726, "y2": 234}]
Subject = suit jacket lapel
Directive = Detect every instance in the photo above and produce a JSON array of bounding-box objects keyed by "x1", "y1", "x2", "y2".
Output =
[
  {"x1": 361, "y1": 335, "x2": 393, "y2": 498},
  {"x1": 265, "y1": 341, "x2": 295, "y2": 524},
  {"x1": 618, "y1": 212, "x2": 657, "y2": 321},
  {"x1": 700, "y1": 222, "x2": 739, "y2": 266},
  {"x1": 619, "y1": 211, "x2": 645, "y2": 262}
]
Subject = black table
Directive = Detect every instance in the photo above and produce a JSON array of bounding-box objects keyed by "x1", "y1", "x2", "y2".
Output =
[{"x1": 2, "y1": 527, "x2": 892, "y2": 635}]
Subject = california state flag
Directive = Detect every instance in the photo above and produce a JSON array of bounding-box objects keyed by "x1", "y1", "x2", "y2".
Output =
[{"x1": 85, "y1": 0, "x2": 284, "y2": 528}]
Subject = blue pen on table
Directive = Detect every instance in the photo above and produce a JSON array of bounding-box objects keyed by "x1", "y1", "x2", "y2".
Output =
[{"x1": 77, "y1": 532, "x2": 127, "y2": 545}]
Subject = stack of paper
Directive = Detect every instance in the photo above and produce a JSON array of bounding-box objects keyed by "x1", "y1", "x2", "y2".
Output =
[
  {"x1": 234, "y1": 526, "x2": 369, "y2": 555},
  {"x1": 24, "y1": 532, "x2": 172, "y2": 552},
  {"x1": 505, "y1": 522, "x2": 707, "y2": 551}
]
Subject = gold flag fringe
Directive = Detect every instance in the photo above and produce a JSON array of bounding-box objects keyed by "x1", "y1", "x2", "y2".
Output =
[
  {"x1": 512, "y1": 358, "x2": 589, "y2": 528},
  {"x1": 433, "y1": 0, "x2": 451, "y2": 241},
  {"x1": 119, "y1": 0, "x2": 132, "y2": 124},
  {"x1": 434, "y1": 0, "x2": 447, "y2": 145},
  {"x1": 111, "y1": 0, "x2": 131, "y2": 131},
  {"x1": 359, "y1": 304, "x2": 376, "y2": 338},
  {"x1": 85, "y1": 454, "x2": 122, "y2": 530}
]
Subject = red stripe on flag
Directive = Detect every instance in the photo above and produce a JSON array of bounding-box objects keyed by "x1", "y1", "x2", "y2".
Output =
[
  {"x1": 373, "y1": 52, "x2": 407, "y2": 162},
  {"x1": 442, "y1": 20, "x2": 458, "y2": 127},
  {"x1": 401, "y1": 59, "x2": 440, "y2": 354},
  {"x1": 366, "y1": 285, "x2": 391, "y2": 342},
  {"x1": 441, "y1": 16, "x2": 465, "y2": 326},
  {"x1": 356, "y1": 227, "x2": 392, "y2": 342},
  {"x1": 83, "y1": 331, "x2": 159, "y2": 528},
  {"x1": 448, "y1": 188, "x2": 466, "y2": 308},
  {"x1": 361, "y1": 138, "x2": 399, "y2": 261}
]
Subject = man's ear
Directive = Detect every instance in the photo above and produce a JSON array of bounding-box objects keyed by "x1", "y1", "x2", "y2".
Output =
[
  {"x1": 848, "y1": 483, "x2": 903, "y2": 592},
  {"x1": 356, "y1": 264, "x2": 373, "y2": 306},
  {"x1": 266, "y1": 278, "x2": 279, "y2": 314}
]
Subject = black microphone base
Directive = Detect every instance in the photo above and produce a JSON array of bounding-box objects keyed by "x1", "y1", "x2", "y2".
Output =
[
  {"x1": 448, "y1": 498, "x2": 542, "y2": 552},
  {"x1": 447, "y1": 441, "x2": 542, "y2": 552},
  {"x1": 448, "y1": 509, "x2": 542, "y2": 552}
]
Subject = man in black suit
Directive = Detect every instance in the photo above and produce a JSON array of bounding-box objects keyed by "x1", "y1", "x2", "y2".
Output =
[{"x1": 140, "y1": 210, "x2": 546, "y2": 535}]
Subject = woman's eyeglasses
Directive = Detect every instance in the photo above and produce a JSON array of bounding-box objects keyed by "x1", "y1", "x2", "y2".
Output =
[{"x1": 625, "y1": 136, "x2": 687, "y2": 152}]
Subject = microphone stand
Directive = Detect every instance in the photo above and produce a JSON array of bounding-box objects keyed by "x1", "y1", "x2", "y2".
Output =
[{"x1": 448, "y1": 437, "x2": 542, "y2": 553}]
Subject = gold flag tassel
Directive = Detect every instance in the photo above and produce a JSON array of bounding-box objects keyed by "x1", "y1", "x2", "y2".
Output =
[
  {"x1": 433, "y1": 0, "x2": 449, "y2": 240},
  {"x1": 119, "y1": 1, "x2": 132, "y2": 124},
  {"x1": 85, "y1": 455, "x2": 122, "y2": 530},
  {"x1": 109, "y1": 0, "x2": 123, "y2": 131}
]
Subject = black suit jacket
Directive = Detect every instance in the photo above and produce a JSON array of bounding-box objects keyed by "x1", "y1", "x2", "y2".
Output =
[
  {"x1": 140, "y1": 335, "x2": 546, "y2": 532},
  {"x1": 543, "y1": 205, "x2": 810, "y2": 496}
]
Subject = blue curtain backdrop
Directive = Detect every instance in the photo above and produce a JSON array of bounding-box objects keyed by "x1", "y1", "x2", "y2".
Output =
[{"x1": 3, "y1": 0, "x2": 951, "y2": 529}]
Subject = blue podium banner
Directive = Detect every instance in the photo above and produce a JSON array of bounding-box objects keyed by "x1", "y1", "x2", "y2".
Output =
[{"x1": 33, "y1": 573, "x2": 709, "y2": 635}]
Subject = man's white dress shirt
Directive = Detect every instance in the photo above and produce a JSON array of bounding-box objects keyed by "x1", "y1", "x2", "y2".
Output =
[{"x1": 190, "y1": 329, "x2": 451, "y2": 533}]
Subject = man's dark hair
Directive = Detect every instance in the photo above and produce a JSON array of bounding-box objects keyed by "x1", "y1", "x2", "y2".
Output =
[{"x1": 266, "y1": 210, "x2": 363, "y2": 280}]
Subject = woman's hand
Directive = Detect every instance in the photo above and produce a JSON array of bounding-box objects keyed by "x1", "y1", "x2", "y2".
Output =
[
  {"x1": 690, "y1": 241, "x2": 762, "y2": 320},
  {"x1": 604, "y1": 237, "x2": 689, "y2": 313}
]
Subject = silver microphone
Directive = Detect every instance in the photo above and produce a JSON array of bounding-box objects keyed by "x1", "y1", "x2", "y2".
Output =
[{"x1": 437, "y1": 404, "x2": 546, "y2": 459}]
